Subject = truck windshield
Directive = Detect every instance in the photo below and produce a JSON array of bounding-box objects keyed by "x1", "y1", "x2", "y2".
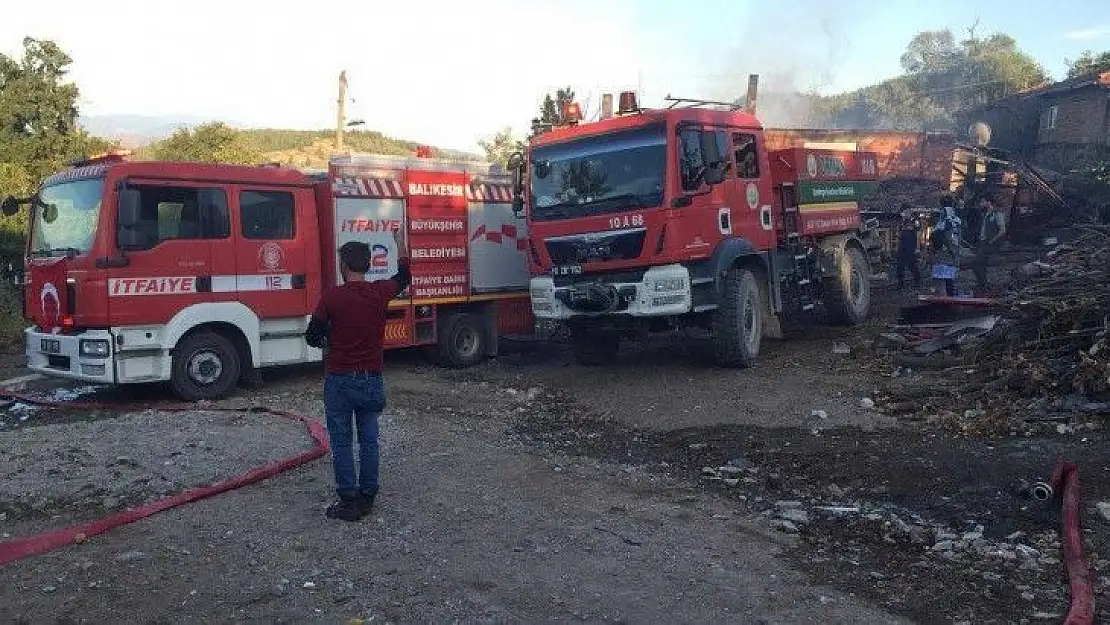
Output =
[
  {"x1": 530, "y1": 124, "x2": 665, "y2": 222},
  {"x1": 29, "y1": 177, "x2": 105, "y2": 257}
]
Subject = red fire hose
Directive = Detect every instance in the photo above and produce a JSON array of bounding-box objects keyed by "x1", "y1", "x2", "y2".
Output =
[
  {"x1": 1046, "y1": 459, "x2": 1095, "y2": 625},
  {"x1": 0, "y1": 391, "x2": 328, "y2": 567}
]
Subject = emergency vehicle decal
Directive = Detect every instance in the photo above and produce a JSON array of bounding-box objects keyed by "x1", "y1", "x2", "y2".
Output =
[
  {"x1": 258, "y1": 242, "x2": 285, "y2": 272},
  {"x1": 384, "y1": 321, "x2": 409, "y2": 342},
  {"x1": 110, "y1": 277, "x2": 197, "y2": 296},
  {"x1": 40, "y1": 283, "x2": 61, "y2": 326},
  {"x1": 470, "y1": 223, "x2": 528, "y2": 250},
  {"x1": 108, "y1": 275, "x2": 300, "y2": 296},
  {"x1": 465, "y1": 183, "x2": 513, "y2": 203},
  {"x1": 331, "y1": 177, "x2": 405, "y2": 198},
  {"x1": 406, "y1": 169, "x2": 470, "y2": 301}
]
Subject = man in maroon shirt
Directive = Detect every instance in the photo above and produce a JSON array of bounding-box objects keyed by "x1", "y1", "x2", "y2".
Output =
[{"x1": 305, "y1": 229, "x2": 411, "y2": 521}]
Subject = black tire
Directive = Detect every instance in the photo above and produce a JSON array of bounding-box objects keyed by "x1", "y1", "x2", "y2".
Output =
[
  {"x1": 569, "y1": 325, "x2": 619, "y2": 366},
  {"x1": 170, "y1": 331, "x2": 241, "y2": 401},
  {"x1": 435, "y1": 312, "x2": 487, "y2": 368},
  {"x1": 825, "y1": 246, "x2": 871, "y2": 325},
  {"x1": 712, "y1": 267, "x2": 762, "y2": 367}
]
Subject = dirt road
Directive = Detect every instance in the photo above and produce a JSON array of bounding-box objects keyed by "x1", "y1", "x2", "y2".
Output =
[{"x1": 0, "y1": 298, "x2": 1106, "y2": 623}]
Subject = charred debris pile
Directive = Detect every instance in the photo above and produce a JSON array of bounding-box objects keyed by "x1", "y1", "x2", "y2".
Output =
[{"x1": 878, "y1": 225, "x2": 1110, "y2": 433}]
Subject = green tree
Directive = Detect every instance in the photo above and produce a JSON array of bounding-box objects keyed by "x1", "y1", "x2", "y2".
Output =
[
  {"x1": 1066, "y1": 50, "x2": 1110, "y2": 78},
  {"x1": 0, "y1": 37, "x2": 113, "y2": 198},
  {"x1": 530, "y1": 87, "x2": 575, "y2": 137},
  {"x1": 817, "y1": 27, "x2": 1047, "y2": 130},
  {"x1": 0, "y1": 37, "x2": 114, "y2": 260},
  {"x1": 478, "y1": 126, "x2": 523, "y2": 169},
  {"x1": 152, "y1": 122, "x2": 262, "y2": 164}
]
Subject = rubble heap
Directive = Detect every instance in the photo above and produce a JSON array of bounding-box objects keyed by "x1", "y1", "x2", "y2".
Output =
[
  {"x1": 861, "y1": 177, "x2": 945, "y2": 213},
  {"x1": 883, "y1": 225, "x2": 1110, "y2": 432}
]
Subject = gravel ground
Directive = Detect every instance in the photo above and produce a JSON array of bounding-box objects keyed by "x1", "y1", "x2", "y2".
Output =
[
  {"x1": 0, "y1": 281, "x2": 1106, "y2": 623},
  {"x1": 1, "y1": 409, "x2": 314, "y2": 539}
]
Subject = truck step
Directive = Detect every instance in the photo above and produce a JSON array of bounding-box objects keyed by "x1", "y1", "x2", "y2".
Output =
[
  {"x1": 797, "y1": 278, "x2": 811, "y2": 286},
  {"x1": 801, "y1": 302, "x2": 816, "y2": 311}
]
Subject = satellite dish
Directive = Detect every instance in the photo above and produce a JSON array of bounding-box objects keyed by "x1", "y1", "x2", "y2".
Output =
[{"x1": 969, "y1": 121, "x2": 991, "y2": 147}]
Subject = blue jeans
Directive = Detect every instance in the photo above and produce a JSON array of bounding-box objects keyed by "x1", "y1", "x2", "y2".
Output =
[{"x1": 323, "y1": 372, "x2": 385, "y2": 500}]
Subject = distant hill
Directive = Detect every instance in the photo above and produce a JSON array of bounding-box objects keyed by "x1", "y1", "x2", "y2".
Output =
[
  {"x1": 78, "y1": 114, "x2": 227, "y2": 147},
  {"x1": 81, "y1": 115, "x2": 482, "y2": 166}
]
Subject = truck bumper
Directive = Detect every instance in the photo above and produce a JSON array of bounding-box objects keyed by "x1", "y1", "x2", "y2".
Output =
[
  {"x1": 25, "y1": 328, "x2": 115, "y2": 384},
  {"x1": 529, "y1": 264, "x2": 692, "y2": 321}
]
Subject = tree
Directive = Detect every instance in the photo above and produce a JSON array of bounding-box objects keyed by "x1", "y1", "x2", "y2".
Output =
[
  {"x1": 152, "y1": 122, "x2": 262, "y2": 164},
  {"x1": 0, "y1": 37, "x2": 114, "y2": 260},
  {"x1": 0, "y1": 37, "x2": 113, "y2": 199},
  {"x1": 530, "y1": 87, "x2": 575, "y2": 137},
  {"x1": 818, "y1": 27, "x2": 1047, "y2": 130},
  {"x1": 900, "y1": 30, "x2": 960, "y2": 74},
  {"x1": 1066, "y1": 50, "x2": 1110, "y2": 79},
  {"x1": 478, "y1": 126, "x2": 523, "y2": 169}
]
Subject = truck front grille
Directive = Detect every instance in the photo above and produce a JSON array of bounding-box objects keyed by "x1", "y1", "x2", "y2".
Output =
[{"x1": 544, "y1": 228, "x2": 647, "y2": 266}]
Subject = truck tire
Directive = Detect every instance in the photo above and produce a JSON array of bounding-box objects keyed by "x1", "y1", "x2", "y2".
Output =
[
  {"x1": 712, "y1": 267, "x2": 762, "y2": 367},
  {"x1": 569, "y1": 325, "x2": 619, "y2": 366},
  {"x1": 825, "y1": 246, "x2": 871, "y2": 325},
  {"x1": 436, "y1": 312, "x2": 487, "y2": 368},
  {"x1": 170, "y1": 331, "x2": 241, "y2": 401}
]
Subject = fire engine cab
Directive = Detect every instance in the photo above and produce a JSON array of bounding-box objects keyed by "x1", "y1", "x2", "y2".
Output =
[
  {"x1": 6, "y1": 151, "x2": 533, "y2": 400},
  {"x1": 510, "y1": 91, "x2": 880, "y2": 366}
]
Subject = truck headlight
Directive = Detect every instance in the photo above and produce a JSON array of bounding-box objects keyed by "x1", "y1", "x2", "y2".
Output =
[
  {"x1": 80, "y1": 339, "x2": 110, "y2": 358},
  {"x1": 652, "y1": 277, "x2": 687, "y2": 292}
]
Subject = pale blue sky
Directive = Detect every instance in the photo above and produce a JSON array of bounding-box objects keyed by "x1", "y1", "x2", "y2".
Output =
[{"x1": 2, "y1": 0, "x2": 1108, "y2": 152}]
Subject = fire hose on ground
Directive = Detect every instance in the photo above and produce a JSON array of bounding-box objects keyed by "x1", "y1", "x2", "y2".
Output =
[
  {"x1": 1031, "y1": 459, "x2": 1095, "y2": 625},
  {"x1": 0, "y1": 390, "x2": 328, "y2": 567}
]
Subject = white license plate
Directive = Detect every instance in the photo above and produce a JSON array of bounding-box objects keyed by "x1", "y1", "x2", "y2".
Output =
[{"x1": 40, "y1": 338, "x2": 61, "y2": 354}]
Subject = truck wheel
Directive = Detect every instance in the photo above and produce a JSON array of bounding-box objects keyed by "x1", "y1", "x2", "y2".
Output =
[
  {"x1": 825, "y1": 246, "x2": 871, "y2": 325},
  {"x1": 569, "y1": 325, "x2": 619, "y2": 366},
  {"x1": 170, "y1": 331, "x2": 241, "y2": 401},
  {"x1": 436, "y1": 312, "x2": 487, "y2": 368},
  {"x1": 712, "y1": 267, "x2": 762, "y2": 367}
]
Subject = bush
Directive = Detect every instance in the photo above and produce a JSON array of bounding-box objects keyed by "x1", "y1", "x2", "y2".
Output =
[{"x1": 0, "y1": 280, "x2": 23, "y2": 348}]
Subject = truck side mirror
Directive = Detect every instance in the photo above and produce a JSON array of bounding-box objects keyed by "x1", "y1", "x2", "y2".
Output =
[
  {"x1": 0, "y1": 196, "x2": 21, "y2": 216},
  {"x1": 116, "y1": 185, "x2": 148, "y2": 251},
  {"x1": 507, "y1": 151, "x2": 526, "y2": 218},
  {"x1": 699, "y1": 131, "x2": 727, "y2": 186}
]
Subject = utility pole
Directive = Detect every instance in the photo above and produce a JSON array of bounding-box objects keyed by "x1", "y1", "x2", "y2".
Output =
[{"x1": 336, "y1": 70, "x2": 348, "y2": 153}]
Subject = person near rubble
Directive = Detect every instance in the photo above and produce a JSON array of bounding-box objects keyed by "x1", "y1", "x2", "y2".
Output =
[
  {"x1": 894, "y1": 209, "x2": 922, "y2": 290},
  {"x1": 929, "y1": 196, "x2": 962, "y2": 296},
  {"x1": 305, "y1": 230, "x2": 411, "y2": 522},
  {"x1": 933, "y1": 194, "x2": 962, "y2": 260},
  {"x1": 971, "y1": 197, "x2": 1007, "y2": 293}
]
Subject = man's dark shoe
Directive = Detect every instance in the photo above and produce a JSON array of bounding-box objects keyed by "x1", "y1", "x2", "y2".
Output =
[
  {"x1": 325, "y1": 497, "x2": 364, "y2": 522},
  {"x1": 357, "y1": 494, "x2": 375, "y2": 516}
]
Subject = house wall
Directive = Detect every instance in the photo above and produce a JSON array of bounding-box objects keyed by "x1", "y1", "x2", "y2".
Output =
[
  {"x1": 955, "y1": 99, "x2": 1040, "y2": 158},
  {"x1": 1032, "y1": 86, "x2": 1110, "y2": 171},
  {"x1": 1035, "y1": 85, "x2": 1109, "y2": 145}
]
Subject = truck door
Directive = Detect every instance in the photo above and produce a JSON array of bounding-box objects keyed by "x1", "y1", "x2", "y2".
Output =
[
  {"x1": 108, "y1": 180, "x2": 224, "y2": 326},
  {"x1": 225, "y1": 186, "x2": 308, "y2": 320},
  {"x1": 730, "y1": 131, "x2": 776, "y2": 250}
]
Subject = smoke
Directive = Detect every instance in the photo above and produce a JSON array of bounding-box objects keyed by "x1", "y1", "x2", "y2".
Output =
[{"x1": 700, "y1": 5, "x2": 859, "y2": 129}]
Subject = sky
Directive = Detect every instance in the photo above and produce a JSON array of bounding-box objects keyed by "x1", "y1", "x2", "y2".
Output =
[{"x1": 2, "y1": 0, "x2": 1109, "y2": 154}]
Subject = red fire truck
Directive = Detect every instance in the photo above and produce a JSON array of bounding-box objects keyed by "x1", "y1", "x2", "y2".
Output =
[
  {"x1": 4, "y1": 152, "x2": 534, "y2": 400},
  {"x1": 509, "y1": 93, "x2": 880, "y2": 365}
]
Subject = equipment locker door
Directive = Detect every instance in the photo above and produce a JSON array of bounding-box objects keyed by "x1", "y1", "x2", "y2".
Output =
[{"x1": 225, "y1": 186, "x2": 308, "y2": 319}]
